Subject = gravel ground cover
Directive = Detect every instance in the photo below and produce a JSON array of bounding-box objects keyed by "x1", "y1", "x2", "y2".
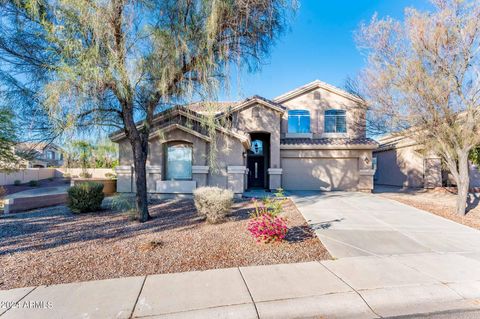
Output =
[
  {"x1": 378, "y1": 187, "x2": 480, "y2": 230},
  {"x1": 0, "y1": 198, "x2": 330, "y2": 290}
]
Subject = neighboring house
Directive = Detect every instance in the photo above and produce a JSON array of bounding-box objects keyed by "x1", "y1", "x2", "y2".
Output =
[
  {"x1": 14, "y1": 142, "x2": 64, "y2": 168},
  {"x1": 374, "y1": 135, "x2": 480, "y2": 189},
  {"x1": 111, "y1": 80, "x2": 378, "y2": 195}
]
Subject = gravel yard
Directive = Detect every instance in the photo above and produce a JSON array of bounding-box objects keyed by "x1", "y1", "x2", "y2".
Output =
[
  {"x1": 377, "y1": 186, "x2": 480, "y2": 230},
  {"x1": 0, "y1": 198, "x2": 330, "y2": 290}
]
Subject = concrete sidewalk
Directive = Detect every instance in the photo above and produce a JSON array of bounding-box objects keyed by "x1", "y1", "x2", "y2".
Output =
[{"x1": 2, "y1": 253, "x2": 480, "y2": 319}]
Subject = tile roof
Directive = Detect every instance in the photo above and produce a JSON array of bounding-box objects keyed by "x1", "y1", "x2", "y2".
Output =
[
  {"x1": 280, "y1": 137, "x2": 378, "y2": 146},
  {"x1": 186, "y1": 101, "x2": 240, "y2": 113}
]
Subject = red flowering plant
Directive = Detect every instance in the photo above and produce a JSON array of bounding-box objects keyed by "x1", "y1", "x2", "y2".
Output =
[
  {"x1": 247, "y1": 212, "x2": 288, "y2": 243},
  {"x1": 247, "y1": 189, "x2": 289, "y2": 243}
]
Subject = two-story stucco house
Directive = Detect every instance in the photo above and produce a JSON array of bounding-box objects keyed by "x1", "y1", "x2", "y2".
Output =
[
  {"x1": 111, "y1": 80, "x2": 378, "y2": 195},
  {"x1": 14, "y1": 142, "x2": 64, "y2": 168}
]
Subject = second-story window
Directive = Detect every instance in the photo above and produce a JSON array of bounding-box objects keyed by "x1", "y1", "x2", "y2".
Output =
[
  {"x1": 288, "y1": 110, "x2": 310, "y2": 133},
  {"x1": 324, "y1": 109, "x2": 347, "y2": 133}
]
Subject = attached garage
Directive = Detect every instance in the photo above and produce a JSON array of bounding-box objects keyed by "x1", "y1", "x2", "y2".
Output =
[
  {"x1": 281, "y1": 157, "x2": 359, "y2": 191},
  {"x1": 279, "y1": 139, "x2": 378, "y2": 192}
]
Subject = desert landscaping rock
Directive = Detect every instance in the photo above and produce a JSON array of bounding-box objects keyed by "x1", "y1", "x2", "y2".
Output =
[{"x1": 0, "y1": 198, "x2": 330, "y2": 290}]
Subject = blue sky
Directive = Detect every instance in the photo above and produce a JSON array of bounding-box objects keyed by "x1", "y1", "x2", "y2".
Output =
[{"x1": 222, "y1": 0, "x2": 431, "y2": 101}]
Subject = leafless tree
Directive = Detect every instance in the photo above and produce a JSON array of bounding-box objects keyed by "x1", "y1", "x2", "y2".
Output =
[{"x1": 356, "y1": 0, "x2": 480, "y2": 215}]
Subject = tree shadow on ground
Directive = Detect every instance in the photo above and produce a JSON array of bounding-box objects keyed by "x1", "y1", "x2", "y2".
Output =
[
  {"x1": 467, "y1": 193, "x2": 480, "y2": 212},
  {"x1": 308, "y1": 218, "x2": 345, "y2": 231},
  {"x1": 285, "y1": 225, "x2": 316, "y2": 243},
  {"x1": 0, "y1": 199, "x2": 214, "y2": 255}
]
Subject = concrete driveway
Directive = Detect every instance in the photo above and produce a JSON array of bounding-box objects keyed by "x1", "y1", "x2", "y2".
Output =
[{"x1": 290, "y1": 191, "x2": 480, "y2": 258}]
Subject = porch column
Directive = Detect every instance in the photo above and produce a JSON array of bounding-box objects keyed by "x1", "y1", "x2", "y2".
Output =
[
  {"x1": 227, "y1": 166, "x2": 247, "y2": 194},
  {"x1": 115, "y1": 166, "x2": 133, "y2": 193},
  {"x1": 192, "y1": 166, "x2": 209, "y2": 187},
  {"x1": 146, "y1": 166, "x2": 162, "y2": 192},
  {"x1": 268, "y1": 168, "x2": 282, "y2": 190},
  {"x1": 358, "y1": 169, "x2": 375, "y2": 192}
]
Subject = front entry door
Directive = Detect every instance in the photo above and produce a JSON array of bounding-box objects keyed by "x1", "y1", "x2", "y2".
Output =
[{"x1": 247, "y1": 156, "x2": 265, "y2": 188}]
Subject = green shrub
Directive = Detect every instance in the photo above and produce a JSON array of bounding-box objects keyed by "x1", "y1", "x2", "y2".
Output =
[
  {"x1": 67, "y1": 182, "x2": 105, "y2": 213},
  {"x1": 79, "y1": 172, "x2": 92, "y2": 178},
  {"x1": 28, "y1": 180, "x2": 39, "y2": 187},
  {"x1": 193, "y1": 187, "x2": 233, "y2": 224},
  {"x1": 250, "y1": 188, "x2": 286, "y2": 218},
  {"x1": 13, "y1": 180, "x2": 21, "y2": 186},
  {"x1": 109, "y1": 193, "x2": 137, "y2": 220},
  {"x1": 48, "y1": 177, "x2": 54, "y2": 181},
  {"x1": 104, "y1": 172, "x2": 117, "y2": 180}
]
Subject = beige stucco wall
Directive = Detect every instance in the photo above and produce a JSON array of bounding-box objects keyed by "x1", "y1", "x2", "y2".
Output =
[
  {"x1": 280, "y1": 87, "x2": 366, "y2": 139},
  {"x1": 280, "y1": 148, "x2": 373, "y2": 191},
  {"x1": 116, "y1": 127, "x2": 245, "y2": 193},
  {"x1": 470, "y1": 164, "x2": 480, "y2": 188},
  {"x1": 374, "y1": 145, "x2": 425, "y2": 188},
  {"x1": 234, "y1": 103, "x2": 282, "y2": 169}
]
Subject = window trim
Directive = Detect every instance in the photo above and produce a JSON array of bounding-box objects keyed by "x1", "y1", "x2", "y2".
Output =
[
  {"x1": 165, "y1": 142, "x2": 193, "y2": 181},
  {"x1": 324, "y1": 109, "x2": 347, "y2": 134},
  {"x1": 288, "y1": 110, "x2": 311, "y2": 133}
]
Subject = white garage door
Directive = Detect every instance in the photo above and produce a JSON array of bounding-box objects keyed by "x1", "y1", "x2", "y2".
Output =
[{"x1": 282, "y1": 158, "x2": 359, "y2": 191}]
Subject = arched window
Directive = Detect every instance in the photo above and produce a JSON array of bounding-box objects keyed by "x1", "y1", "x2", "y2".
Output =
[
  {"x1": 249, "y1": 139, "x2": 263, "y2": 155},
  {"x1": 288, "y1": 110, "x2": 310, "y2": 133},
  {"x1": 165, "y1": 143, "x2": 192, "y2": 180},
  {"x1": 324, "y1": 109, "x2": 346, "y2": 133}
]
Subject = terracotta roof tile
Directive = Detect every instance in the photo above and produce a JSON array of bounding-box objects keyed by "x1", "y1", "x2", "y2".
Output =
[
  {"x1": 186, "y1": 101, "x2": 240, "y2": 113},
  {"x1": 280, "y1": 137, "x2": 378, "y2": 146}
]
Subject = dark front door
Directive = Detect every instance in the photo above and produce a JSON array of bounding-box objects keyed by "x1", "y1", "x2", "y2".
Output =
[{"x1": 247, "y1": 156, "x2": 265, "y2": 188}]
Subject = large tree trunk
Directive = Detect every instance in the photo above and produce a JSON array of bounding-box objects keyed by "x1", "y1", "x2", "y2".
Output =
[
  {"x1": 122, "y1": 101, "x2": 151, "y2": 223},
  {"x1": 130, "y1": 137, "x2": 150, "y2": 222},
  {"x1": 455, "y1": 151, "x2": 470, "y2": 215}
]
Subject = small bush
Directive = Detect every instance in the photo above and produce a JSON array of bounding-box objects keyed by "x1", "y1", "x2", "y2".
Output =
[
  {"x1": 79, "y1": 172, "x2": 92, "y2": 178},
  {"x1": 0, "y1": 186, "x2": 6, "y2": 199},
  {"x1": 13, "y1": 180, "x2": 21, "y2": 186},
  {"x1": 48, "y1": 177, "x2": 54, "y2": 181},
  {"x1": 67, "y1": 182, "x2": 105, "y2": 213},
  {"x1": 104, "y1": 172, "x2": 117, "y2": 179},
  {"x1": 193, "y1": 187, "x2": 233, "y2": 224},
  {"x1": 28, "y1": 180, "x2": 39, "y2": 187},
  {"x1": 110, "y1": 193, "x2": 137, "y2": 220},
  {"x1": 248, "y1": 213, "x2": 288, "y2": 243},
  {"x1": 250, "y1": 188, "x2": 286, "y2": 218}
]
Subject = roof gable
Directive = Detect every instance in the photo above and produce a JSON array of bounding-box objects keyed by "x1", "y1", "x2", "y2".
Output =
[
  {"x1": 227, "y1": 95, "x2": 285, "y2": 115},
  {"x1": 110, "y1": 107, "x2": 250, "y2": 147},
  {"x1": 273, "y1": 80, "x2": 364, "y2": 104}
]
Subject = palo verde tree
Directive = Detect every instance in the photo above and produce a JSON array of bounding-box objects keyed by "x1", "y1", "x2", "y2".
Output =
[
  {"x1": 356, "y1": 0, "x2": 480, "y2": 215},
  {"x1": 0, "y1": 107, "x2": 17, "y2": 169},
  {"x1": 0, "y1": 0, "x2": 293, "y2": 221}
]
